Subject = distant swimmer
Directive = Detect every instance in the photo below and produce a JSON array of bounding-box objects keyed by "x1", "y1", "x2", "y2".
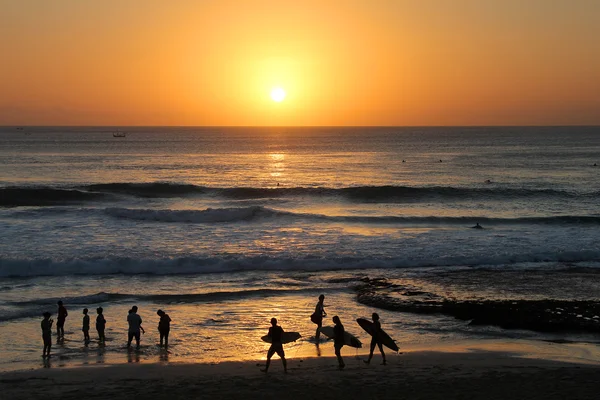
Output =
[
  {"x1": 594, "y1": 163, "x2": 597, "y2": 167},
  {"x1": 439, "y1": 159, "x2": 443, "y2": 163},
  {"x1": 472, "y1": 223, "x2": 483, "y2": 229},
  {"x1": 485, "y1": 179, "x2": 492, "y2": 184},
  {"x1": 402, "y1": 160, "x2": 406, "y2": 163},
  {"x1": 260, "y1": 318, "x2": 288, "y2": 373}
]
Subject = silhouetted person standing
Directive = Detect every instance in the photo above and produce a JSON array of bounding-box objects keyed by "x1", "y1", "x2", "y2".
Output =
[
  {"x1": 261, "y1": 318, "x2": 287, "y2": 373},
  {"x1": 56, "y1": 301, "x2": 68, "y2": 339},
  {"x1": 311, "y1": 294, "x2": 327, "y2": 340},
  {"x1": 157, "y1": 309, "x2": 171, "y2": 348},
  {"x1": 364, "y1": 313, "x2": 386, "y2": 365},
  {"x1": 41, "y1": 312, "x2": 53, "y2": 358},
  {"x1": 127, "y1": 306, "x2": 144, "y2": 350},
  {"x1": 333, "y1": 315, "x2": 345, "y2": 369},
  {"x1": 96, "y1": 307, "x2": 106, "y2": 343},
  {"x1": 82, "y1": 308, "x2": 90, "y2": 342}
]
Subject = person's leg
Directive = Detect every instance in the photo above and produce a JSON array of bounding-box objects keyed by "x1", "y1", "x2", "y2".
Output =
[
  {"x1": 262, "y1": 346, "x2": 275, "y2": 372},
  {"x1": 164, "y1": 330, "x2": 169, "y2": 348},
  {"x1": 378, "y1": 342, "x2": 386, "y2": 364},
  {"x1": 159, "y1": 332, "x2": 164, "y2": 347},
  {"x1": 335, "y1": 345, "x2": 345, "y2": 368},
  {"x1": 316, "y1": 320, "x2": 322, "y2": 340},
  {"x1": 135, "y1": 332, "x2": 140, "y2": 349},
  {"x1": 127, "y1": 332, "x2": 133, "y2": 348},
  {"x1": 276, "y1": 345, "x2": 287, "y2": 373},
  {"x1": 365, "y1": 338, "x2": 376, "y2": 364}
]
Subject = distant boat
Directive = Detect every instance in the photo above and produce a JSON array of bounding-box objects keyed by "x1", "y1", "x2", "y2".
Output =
[{"x1": 113, "y1": 131, "x2": 127, "y2": 138}]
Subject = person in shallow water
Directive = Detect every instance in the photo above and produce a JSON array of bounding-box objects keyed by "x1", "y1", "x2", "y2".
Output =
[
  {"x1": 82, "y1": 308, "x2": 90, "y2": 342},
  {"x1": 364, "y1": 313, "x2": 386, "y2": 365},
  {"x1": 96, "y1": 307, "x2": 106, "y2": 343},
  {"x1": 56, "y1": 300, "x2": 68, "y2": 339},
  {"x1": 127, "y1": 306, "x2": 144, "y2": 350},
  {"x1": 333, "y1": 315, "x2": 345, "y2": 369},
  {"x1": 311, "y1": 294, "x2": 327, "y2": 341},
  {"x1": 157, "y1": 309, "x2": 172, "y2": 348},
  {"x1": 472, "y1": 222, "x2": 483, "y2": 229},
  {"x1": 261, "y1": 318, "x2": 287, "y2": 373},
  {"x1": 41, "y1": 312, "x2": 53, "y2": 358}
]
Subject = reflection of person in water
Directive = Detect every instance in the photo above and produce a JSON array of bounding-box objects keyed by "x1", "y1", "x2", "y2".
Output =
[
  {"x1": 333, "y1": 316, "x2": 345, "y2": 369},
  {"x1": 56, "y1": 300, "x2": 68, "y2": 339},
  {"x1": 311, "y1": 294, "x2": 327, "y2": 340},
  {"x1": 96, "y1": 307, "x2": 106, "y2": 343},
  {"x1": 364, "y1": 313, "x2": 386, "y2": 365},
  {"x1": 261, "y1": 318, "x2": 287, "y2": 373},
  {"x1": 41, "y1": 312, "x2": 53, "y2": 358},
  {"x1": 157, "y1": 309, "x2": 171, "y2": 348},
  {"x1": 472, "y1": 223, "x2": 483, "y2": 229}
]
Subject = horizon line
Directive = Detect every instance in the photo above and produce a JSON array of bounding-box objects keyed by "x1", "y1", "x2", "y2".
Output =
[{"x1": 2, "y1": 124, "x2": 600, "y2": 128}]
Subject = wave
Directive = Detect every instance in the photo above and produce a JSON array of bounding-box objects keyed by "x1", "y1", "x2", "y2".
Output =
[
  {"x1": 6, "y1": 288, "x2": 325, "y2": 308},
  {"x1": 83, "y1": 183, "x2": 591, "y2": 201},
  {"x1": 0, "y1": 288, "x2": 328, "y2": 322},
  {"x1": 2, "y1": 251, "x2": 600, "y2": 278},
  {"x1": 3, "y1": 183, "x2": 596, "y2": 207},
  {"x1": 0, "y1": 187, "x2": 107, "y2": 207},
  {"x1": 104, "y1": 206, "x2": 274, "y2": 223},
  {"x1": 104, "y1": 206, "x2": 600, "y2": 226}
]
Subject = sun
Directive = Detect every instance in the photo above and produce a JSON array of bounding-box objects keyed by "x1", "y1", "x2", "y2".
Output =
[{"x1": 270, "y1": 87, "x2": 286, "y2": 102}]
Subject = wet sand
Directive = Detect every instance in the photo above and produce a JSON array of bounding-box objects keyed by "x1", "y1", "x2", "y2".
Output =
[{"x1": 1, "y1": 346, "x2": 599, "y2": 400}]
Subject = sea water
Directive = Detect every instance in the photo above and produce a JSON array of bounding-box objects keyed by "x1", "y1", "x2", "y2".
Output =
[{"x1": 1, "y1": 126, "x2": 600, "y2": 371}]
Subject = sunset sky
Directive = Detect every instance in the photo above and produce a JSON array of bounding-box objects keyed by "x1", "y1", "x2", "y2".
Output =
[{"x1": 1, "y1": 0, "x2": 599, "y2": 126}]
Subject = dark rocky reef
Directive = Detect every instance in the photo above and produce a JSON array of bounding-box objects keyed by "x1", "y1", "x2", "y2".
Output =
[{"x1": 355, "y1": 277, "x2": 600, "y2": 334}]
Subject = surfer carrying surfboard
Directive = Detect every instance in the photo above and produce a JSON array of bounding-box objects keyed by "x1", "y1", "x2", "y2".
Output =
[
  {"x1": 364, "y1": 313, "x2": 387, "y2": 365},
  {"x1": 311, "y1": 294, "x2": 327, "y2": 340},
  {"x1": 261, "y1": 318, "x2": 288, "y2": 373},
  {"x1": 332, "y1": 316, "x2": 346, "y2": 369}
]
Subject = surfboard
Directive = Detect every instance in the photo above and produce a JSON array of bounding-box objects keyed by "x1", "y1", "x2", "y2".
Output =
[
  {"x1": 319, "y1": 326, "x2": 362, "y2": 348},
  {"x1": 356, "y1": 318, "x2": 399, "y2": 352},
  {"x1": 261, "y1": 331, "x2": 301, "y2": 344}
]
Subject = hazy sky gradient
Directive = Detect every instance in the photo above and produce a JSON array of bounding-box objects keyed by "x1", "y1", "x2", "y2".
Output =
[{"x1": 1, "y1": 0, "x2": 599, "y2": 126}]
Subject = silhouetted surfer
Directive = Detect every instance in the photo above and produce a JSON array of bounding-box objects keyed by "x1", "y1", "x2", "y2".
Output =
[
  {"x1": 41, "y1": 312, "x2": 53, "y2": 358},
  {"x1": 157, "y1": 309, "x2": 171, "y2": 348},
  {"x1": 261, "y1": 318, "x2": 287, "y2": 373},
  {"x1": 472, "y1": 223, "x2": 483, "y2": 229},
  {"x1": 127, "y1": 306, "x2": 144, "y2": 350},
  {"x1": 333, "y1": 316, "x2": 345, "y2": 369},
  {"x1": 82, "y1": 308, "x2": 90, "y2": 343},
  {"x1": 364, "y1": 313, "x2": 386, "y2": 365},
  {"x1": 56, "y1": 300, "x2": 68, "y2": 339},
  {"x1": 96, "y1": 307, "x2": 106, "y2": 343},
  {"x1": 311, "y1": 294, "x2": 327, "y2": 340}
]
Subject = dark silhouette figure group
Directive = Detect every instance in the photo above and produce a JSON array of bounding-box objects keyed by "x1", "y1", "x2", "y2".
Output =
[{"x1": 40, "y1": 301, "x2": 172, "y2": 358}]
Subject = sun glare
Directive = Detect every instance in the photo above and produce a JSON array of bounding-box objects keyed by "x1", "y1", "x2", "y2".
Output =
[{"x1": 270, "y1": 87, "x2": 286, "y2": 102}]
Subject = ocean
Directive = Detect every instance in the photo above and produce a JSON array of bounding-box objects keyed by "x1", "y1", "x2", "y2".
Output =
[{"x1": 1, "y1": 126, "x2": 600, "y2": 371}]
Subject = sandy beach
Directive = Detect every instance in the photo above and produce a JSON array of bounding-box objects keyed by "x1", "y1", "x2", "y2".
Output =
[{"x1": 2, "y1": 343, "x2": 599, "y2": 400}]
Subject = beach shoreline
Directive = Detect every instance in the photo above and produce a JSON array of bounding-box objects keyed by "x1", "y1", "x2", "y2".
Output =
[{"x1": 2, "y1": 340, "x2": 599, "y2": 400}]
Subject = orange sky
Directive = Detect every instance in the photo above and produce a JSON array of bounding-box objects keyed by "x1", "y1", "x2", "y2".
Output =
[{"x1": 1, "y1": 0, "x2": 599, "y2": 126}]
